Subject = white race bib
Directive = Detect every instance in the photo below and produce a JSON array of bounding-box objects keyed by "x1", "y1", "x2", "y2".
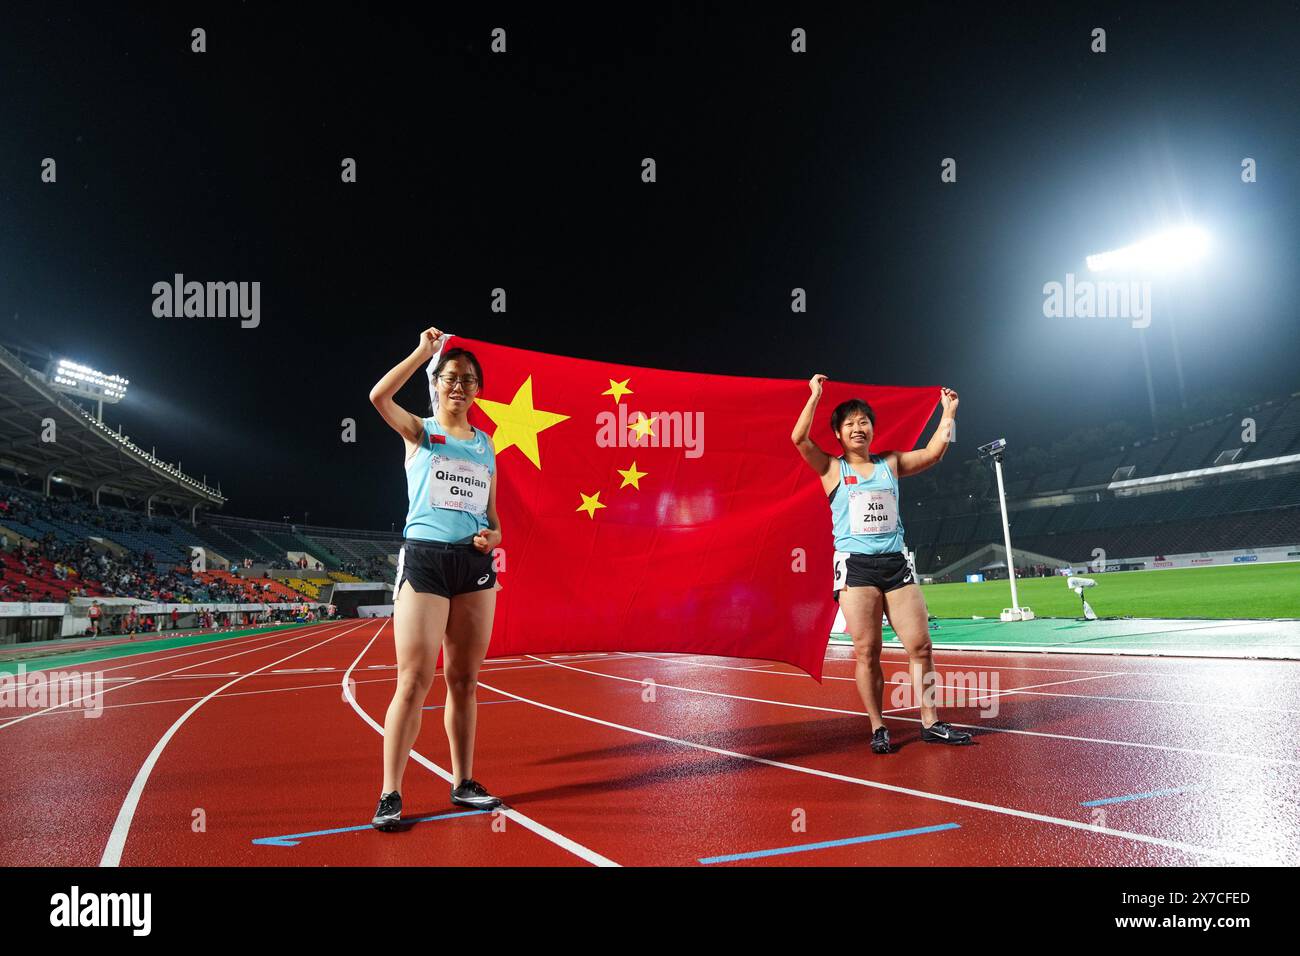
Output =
[
  {"x1": 833, "y1": 550, "x2": 851, "y2": 591},
  {"x1": 428, "y1": 455, "x2": 490, "y2": 515},
  {"x1": 849, "y1": 488, "x2": 898, "y2": 536}
]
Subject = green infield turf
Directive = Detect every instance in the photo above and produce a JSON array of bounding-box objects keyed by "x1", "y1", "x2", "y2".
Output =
[{"x1": 916, "y1": 561, "x2": 1300, "y2": 620}]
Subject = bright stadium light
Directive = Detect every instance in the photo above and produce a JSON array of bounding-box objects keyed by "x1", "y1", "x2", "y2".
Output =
[
  {"x1": 46, "y1": 358, "x2": 130, "y2": 422},
  {"x1": 1086, "y1": 225, "x2": 1211, "y2": 273}
]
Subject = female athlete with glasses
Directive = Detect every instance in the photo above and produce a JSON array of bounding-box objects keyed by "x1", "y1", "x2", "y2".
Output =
[{"x1": 368, "y1": 327, "x2": 504, "y2": 829}]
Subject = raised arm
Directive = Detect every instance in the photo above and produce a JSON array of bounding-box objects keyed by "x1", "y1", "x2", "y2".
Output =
[
  {"x1": 891, "y1": 387, "x2": 958, "y2": 478},
  {"x1": 791, "y1": 374, "x2": 835, "y2": 479},
  {"x1": 369, "y1": 327, "x2": 442, "y2": 445}
]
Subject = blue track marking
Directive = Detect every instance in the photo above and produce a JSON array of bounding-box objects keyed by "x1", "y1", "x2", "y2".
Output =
[
  {"x1": 698, "y1": 822, "x2": 960, "y2": 864},
  {"x1": 252, "y1": 809, "x2": 488, "y2": 846},
  {"x1": 422, "y1": 700, "x2": 521, "y2": 710},
  {"x1": 1080, "y1": 786, "x2": 1198, "y2": 807}
]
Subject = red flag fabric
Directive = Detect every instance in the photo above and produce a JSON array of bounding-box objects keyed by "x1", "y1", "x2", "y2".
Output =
[{"x1": 448, "y1": 336, "x2": 939, "y2": 680}]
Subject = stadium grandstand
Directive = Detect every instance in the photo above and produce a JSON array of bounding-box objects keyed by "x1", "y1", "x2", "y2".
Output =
[
  {"x1": 905, "y1": 392, "x2": 1300, "y2": 581},
  {"x1": 0, "y1": 340, "x2": 398, "y2": 643}
]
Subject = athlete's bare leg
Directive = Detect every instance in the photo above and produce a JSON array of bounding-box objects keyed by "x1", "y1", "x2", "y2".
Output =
[
  {"x1": 839, "y1": 584, "x2": 887, "y2": 731},
  {"x1": 882, "y1": 583, "x2": 938, "y2": 726},
  {"x1": 381, "y1": 580, "x2": 449, "y2": 795},
  {"x1": 441, "y1": 587, "x2": 496, "y2": 785}
]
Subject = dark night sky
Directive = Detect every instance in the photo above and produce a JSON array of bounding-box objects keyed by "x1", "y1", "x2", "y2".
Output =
[{"x1": 2, "y1": 2, "x2": 1297, "y2": 529}]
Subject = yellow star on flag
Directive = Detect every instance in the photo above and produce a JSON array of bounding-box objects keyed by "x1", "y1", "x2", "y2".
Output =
[
  {"x1": 617, "y1": 461, "x2": 648, "y2": 490},
  {"x1": 628, "y1": 414, "x2": 657, "y2": 439},
  {"x1": 602, "y1": 378, "x2": 633, "y2": 404},
  {"x1": 576, "y1": 491, "x2": 606, "y2": 519},
  {"x1": 475, "y1": 376, "x2": 569, "y2": 469}
]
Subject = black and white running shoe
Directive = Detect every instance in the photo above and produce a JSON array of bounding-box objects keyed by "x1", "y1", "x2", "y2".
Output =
[
  {"x1": 870, "y1": 726, "x2": 891, "y2": 754},
  {"x1": 372, "y1": 791, "x2": 402, "y2": 830},
  {"x1": 921, "y1": 721, "x2": 972, "y2": 745},
  {"x1": 450, "y1": 779, "x2": 503, "y2": 810}
]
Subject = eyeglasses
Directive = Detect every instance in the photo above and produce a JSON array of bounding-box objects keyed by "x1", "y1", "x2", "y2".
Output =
[{"x1": 437, "y1": 374, "x2": 480, "y2": 390}]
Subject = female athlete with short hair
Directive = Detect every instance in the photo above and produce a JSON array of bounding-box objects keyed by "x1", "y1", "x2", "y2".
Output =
[
  {"x1": 792, "y1": 376, "x2": 971, "y2": 754},
  {"x1": 368, "y1": 327, "x2": 504, "y2": 829}
]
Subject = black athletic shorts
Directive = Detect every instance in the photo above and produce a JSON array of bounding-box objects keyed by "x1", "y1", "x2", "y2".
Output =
[
  {"x1": 833, "y1": 551, "x2": 915, "y2": 600},
  {"x1": 395, "y1": 538, "x2": 496, "y2": 599}
]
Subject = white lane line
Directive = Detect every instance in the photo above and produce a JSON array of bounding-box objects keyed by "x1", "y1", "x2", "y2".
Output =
[
  {"x1": 341, "y1": 623, "x2": 619, "y2": 868},
  {"x1": 615, "y1": 652, "x2": 1118, "y2": 710},
  {"x1": 862, "y1": 641, "x2": 1300, "y2": 661},
  {"x1": 527, "y1": 656, "x2": 1299, "y2": 768},
  {"x1": 14, "y1": 632, "x2": 281, "y2": 676},
  {"x1": 881, "y1": 673, "x2": 1117, "y2": 714},
  {"x1": 0, "y1": 620, "x2": 359, "y2": 731},
  {"x1": 834, "y1": 646, "x2": 1300, "y2": 678},
  {"x1": 619, "y1": 651, "x2": 1300, "y2": 715},
  {"x1": 475, "y1": 673, "x2": 1283, "y2": 866},
  {"x1": 826, "y1": 648, "x2": 1127, "y2": 675},
  {"x1": 84, "y1": 673, "x2": 244, "y2": 681},
  {"x1": 859, "y1": 644, "x2": 1300, "y2": 668},
  {"x1": 358, "y1": 658, "x2": 605, "y2": 674},
  {"x1": 621, "y1": 657, "x2": 1113, "y2": 713},
  {"x1": 26, "y1": 675, "x2": 401, "y2": 715},
  {"x1": 99, "y1": 619, "x2": 374, "y2": 866},
  {"x1": 182, "y1": 673, "x2": 242, "y2": 678},
  {"x1": 18, "y1": 660, "x2": 590, "y2": 721},
  {"x1": 961, "y1": 686, "x2": 1300, "y2": 714},
  {"x1": 10, "y1": 624, "x2": 333, "y2": 676}
]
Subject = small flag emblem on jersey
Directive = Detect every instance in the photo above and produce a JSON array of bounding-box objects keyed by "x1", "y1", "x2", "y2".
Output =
[
  {"x1": 432, "y1": 435, "x2": 446, "y2": 444},
  {"x1": 844, "y1": 476, "x2": 858, "y2": 485}
]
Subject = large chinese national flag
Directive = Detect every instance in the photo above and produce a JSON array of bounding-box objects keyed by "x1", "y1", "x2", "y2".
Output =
[{"x1": 448, "y1": 335, "x2": 939, "y2": 680}]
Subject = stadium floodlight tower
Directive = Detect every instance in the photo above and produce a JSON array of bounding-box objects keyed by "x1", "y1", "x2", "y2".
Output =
[
  {"x1": 978, "y1": 438, "x2": 1034, "y2": 622},
  {"x1": 46, "y1": 358, "x2": 129, "y2": 422}
]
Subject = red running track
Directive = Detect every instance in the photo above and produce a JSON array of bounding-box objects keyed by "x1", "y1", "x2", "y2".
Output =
[{"x1": 2, "y1": 618, "x2": 1297, "y2": 866}]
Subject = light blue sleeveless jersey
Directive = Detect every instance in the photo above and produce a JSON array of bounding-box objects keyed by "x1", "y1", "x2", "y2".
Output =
[
  {"x1": 403, "y1": 417, "x2": 495, "y2": 543},
  {"x1": 829, "y1": 455, "x2": 905, "y2": 554}
]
